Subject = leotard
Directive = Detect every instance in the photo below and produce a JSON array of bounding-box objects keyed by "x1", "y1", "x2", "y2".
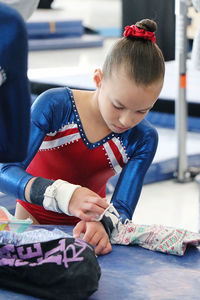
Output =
[{"x1": 0, "y1": 87, "x2": 158, "y2": 224}]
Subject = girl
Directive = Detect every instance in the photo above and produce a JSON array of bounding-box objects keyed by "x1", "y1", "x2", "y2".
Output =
[{"x1": 0, "y1": 19, "x2": 165, "y2": 255}]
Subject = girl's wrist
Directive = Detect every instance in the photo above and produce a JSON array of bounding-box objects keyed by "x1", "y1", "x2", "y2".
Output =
[
  {"x1": 28, "y1": 177, "x2": 81, "y2": 215},
  {"x1": 29, "y1": 177, "x2": 54, "y2": 205},
  {"x1": 25, "y1": 177, "x2": 38, "y2": 202},
  {"x1": 43, "y1": 179, "x2": 81, "y2": 215}
]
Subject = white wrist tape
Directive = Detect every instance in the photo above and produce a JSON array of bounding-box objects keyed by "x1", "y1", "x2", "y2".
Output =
[{"x1": 43, "y1": 179, "x2": 81, "y2": 215}]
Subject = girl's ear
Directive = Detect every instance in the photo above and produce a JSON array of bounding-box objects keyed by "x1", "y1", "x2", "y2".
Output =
[{"x1": 93, "y1": 69, "x2": 103, "y2": 88}]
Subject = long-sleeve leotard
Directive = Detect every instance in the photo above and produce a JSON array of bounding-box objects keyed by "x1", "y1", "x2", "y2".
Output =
[{"x1": 0, "y1": 87, "x2": 158, "y2": 222}]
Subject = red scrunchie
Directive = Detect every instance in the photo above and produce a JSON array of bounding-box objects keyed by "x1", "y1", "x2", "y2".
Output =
[{"x1": 123, "y1": 25, "x2": 156, "y2": 43}]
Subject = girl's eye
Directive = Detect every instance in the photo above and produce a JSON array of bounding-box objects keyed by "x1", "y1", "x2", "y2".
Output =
[
  {"x1": 113, "y1": 103, "x2": 124, "y2": 110},
  {"x1": 137, "y1": 110, "x2": 148, "y2": 114}
]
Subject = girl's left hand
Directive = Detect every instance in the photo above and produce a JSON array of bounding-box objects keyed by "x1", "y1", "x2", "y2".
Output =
[{"x1": 73, "y1": 220, "x2": 112, "y2": 255}]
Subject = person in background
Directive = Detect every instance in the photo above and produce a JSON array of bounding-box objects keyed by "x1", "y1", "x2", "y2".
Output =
[
  {"x1": 0, "y1": 0, "x2": 39, "y2": 20},
  {"x1": 0, "y1": 2, "x2": 34, "y2": 162},
  {"x1": 0, "y1": 19, "x2": 165, "y2": 255}
]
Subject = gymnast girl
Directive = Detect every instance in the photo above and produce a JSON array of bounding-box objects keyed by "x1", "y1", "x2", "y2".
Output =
[{"x1": 0, "y1": 18, "x2": 165, "y2": 255}]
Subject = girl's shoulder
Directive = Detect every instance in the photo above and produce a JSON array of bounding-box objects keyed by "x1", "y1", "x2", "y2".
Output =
[
  {"x1": 31, "y1": 87, "x2": 73, "y2": 132},
  {"x1": 31, "y1": 87, "x2": 72, "y2": 113}
]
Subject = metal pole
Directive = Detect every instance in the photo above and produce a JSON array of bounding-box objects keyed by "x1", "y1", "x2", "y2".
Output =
[{"x1": 175, "y1": 0, "x2": 190, "y2": 182}]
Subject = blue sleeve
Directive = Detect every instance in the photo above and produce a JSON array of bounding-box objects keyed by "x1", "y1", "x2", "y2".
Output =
[
  {"x1": 111, "y1": 122, "x2": 158, "y2": 221},
  {"x1": 0, "y1": 87, "x2": 71, "y2": 201}
]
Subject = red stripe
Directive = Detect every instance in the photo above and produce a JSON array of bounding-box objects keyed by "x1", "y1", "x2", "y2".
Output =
[
  {"x1": 108, "y1": 139, "x2": 124, "y2": 168},
  {"x1": 44, "y1": 127, "x2": 79, "y2": 141}
]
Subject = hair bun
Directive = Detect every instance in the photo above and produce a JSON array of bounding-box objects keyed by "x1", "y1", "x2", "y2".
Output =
[{"x1": 135, "y1": 19, "x2": 157, "y2": 33}]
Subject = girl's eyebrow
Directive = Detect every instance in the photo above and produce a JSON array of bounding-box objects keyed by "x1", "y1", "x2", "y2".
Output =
[
  {"x1": 138, "y1": 105, "x2": 154, "y2": 111},
  {"x1": 115, "y1": 99, "x2": 154, "y2": 111},
  {"x1": 114, "y1": 99, "x2": 124, "y2": 107}
]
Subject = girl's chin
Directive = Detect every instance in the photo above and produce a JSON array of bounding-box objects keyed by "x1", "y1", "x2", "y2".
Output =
[{"x1": 111, "y1": 125, "x2": 130, "y2": 133}]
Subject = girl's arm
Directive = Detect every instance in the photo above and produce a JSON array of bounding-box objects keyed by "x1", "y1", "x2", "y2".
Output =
[
  {"x1": 0, "y1": 88, "x2": 108, "y2": 219},
  {"x1": 0, "y1": 87, "x2": 75, "y2": 201},
  {"x1": 0, "y1": 100, "x2": 51, "y2": 200},
  {"x1": 111, "y1": 123, "x2": 158, "y2": 221}
]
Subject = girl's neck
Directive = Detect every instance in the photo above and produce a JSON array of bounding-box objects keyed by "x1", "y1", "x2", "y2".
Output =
[
  {"x1": 72, "y1": 89, "x2": 112, "y2": 143},
  {"x1": 90, "y1": 90, "x2": 105, "y2": 124}
]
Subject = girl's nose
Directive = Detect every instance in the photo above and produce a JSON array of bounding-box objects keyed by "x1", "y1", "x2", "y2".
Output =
[{"x1": 119, "y1": 111, "x2": 135, "y2": 128}]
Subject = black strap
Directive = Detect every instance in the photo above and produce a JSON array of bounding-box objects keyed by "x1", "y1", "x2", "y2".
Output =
[
  {"x1": 101, "y1": 215, "x2": 115, "y2": 238},
  {"x1": 30, "y1": 177, "x2": 54, "y2": 205}
]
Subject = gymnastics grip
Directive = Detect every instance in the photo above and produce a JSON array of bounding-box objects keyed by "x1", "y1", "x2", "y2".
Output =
[{"x1": 43, "y1": 179, "x2": 81, "y2": 215}]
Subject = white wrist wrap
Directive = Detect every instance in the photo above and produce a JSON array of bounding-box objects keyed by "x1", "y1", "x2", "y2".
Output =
[{"x1": 43, "y1": 179, "x2": 81, "y2": 215}]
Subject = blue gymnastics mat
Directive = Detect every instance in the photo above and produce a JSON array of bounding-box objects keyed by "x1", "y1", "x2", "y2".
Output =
[
  {"x1": 27, "y1": 20, "x2": 84, "y2": 39},
  {"x1": 28, "y1": 34, "x2": 104, "y2": 51},
  {"x1": 146, "y1": 111, "x2": 200, "y2": 133},
  {"x1": 106, "y1": 127, "x2": 200, "y2": 194},
  {"x1": 26, "y1": 19, "x2": 104, "y2": 51},
  {"x1": 0, "y1": 225, "x2": 200, "y2": 300},
  {"x1": 107, "y1": 153, "x2": 200, "y2": 194},
  {"x1": 0, "y1": 193, "x2": 16, "y2": 215}
]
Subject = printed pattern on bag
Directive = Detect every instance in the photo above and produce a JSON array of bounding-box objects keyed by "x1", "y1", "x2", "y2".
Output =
[{"x1": 0, "y1": 238, "x2": 93, "y2": 268}]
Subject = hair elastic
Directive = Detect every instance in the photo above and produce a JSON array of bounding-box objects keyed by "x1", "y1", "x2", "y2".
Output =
[{"x1": 123, "y1": 25, "x2": 156, "y2": 43}]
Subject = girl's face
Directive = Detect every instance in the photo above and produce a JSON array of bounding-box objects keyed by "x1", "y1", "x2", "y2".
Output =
[{"x1": 95, "y1": 68, "x2": 163, "y2": 133}]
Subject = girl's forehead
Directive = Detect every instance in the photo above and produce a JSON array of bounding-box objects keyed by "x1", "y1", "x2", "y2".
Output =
[{"x1": 104, "y1": 74, "x2": 163, "y2": 108}]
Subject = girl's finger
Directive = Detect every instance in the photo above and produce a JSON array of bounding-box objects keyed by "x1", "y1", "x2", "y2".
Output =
[
  {"x1": 82, "y1": 226, "x2": 97, "y2": 243},
  {"x1": 83, "y1": 201, "x2": 107, "y2": 217},
  {"x1": 89, "y1": 197, "x2": 109, "y2": 209},
  {"x1": 73, "y1": 220, "x2": 86, "y2": 238},
  {"x1": 77, "y1": 210, "x2": 99, "y2": 222},
  {"x1": 94, "y1": 237, "x2": 109, "y2": 255},
  {"x1": 99, "y1": 242, "x2": 112, "y2": 256},
  {"x1": 85, "y1": 231, "x2": 102, "y2": 246}
]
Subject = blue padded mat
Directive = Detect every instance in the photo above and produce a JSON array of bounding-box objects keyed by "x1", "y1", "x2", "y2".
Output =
[
  {"x1": 146, "y1": 111, "x2": 200, "y2": 133},
  {"x1": 28, "y1": 34, "x2": 104, "y2": 51},
  {"x1": 0, "y1": 225, "x2": 199, "y2": 300},
  {"x1": 0, "y1": 193, "x2": 16, "y2": 215},
  {"x1": 106, "y1": 153, "x2": 200, "y2": 194},
  {"x1": 27, "y1": 20, "x2": 84, "y2": 39}
]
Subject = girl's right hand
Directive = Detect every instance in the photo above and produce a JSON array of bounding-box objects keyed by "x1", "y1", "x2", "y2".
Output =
[
  {"x1": 68, "y1": 187, "x2": 109, "y2": 222},
  {"x1": 73, "y1": 220, "x2": 112, "y2": 255}
]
